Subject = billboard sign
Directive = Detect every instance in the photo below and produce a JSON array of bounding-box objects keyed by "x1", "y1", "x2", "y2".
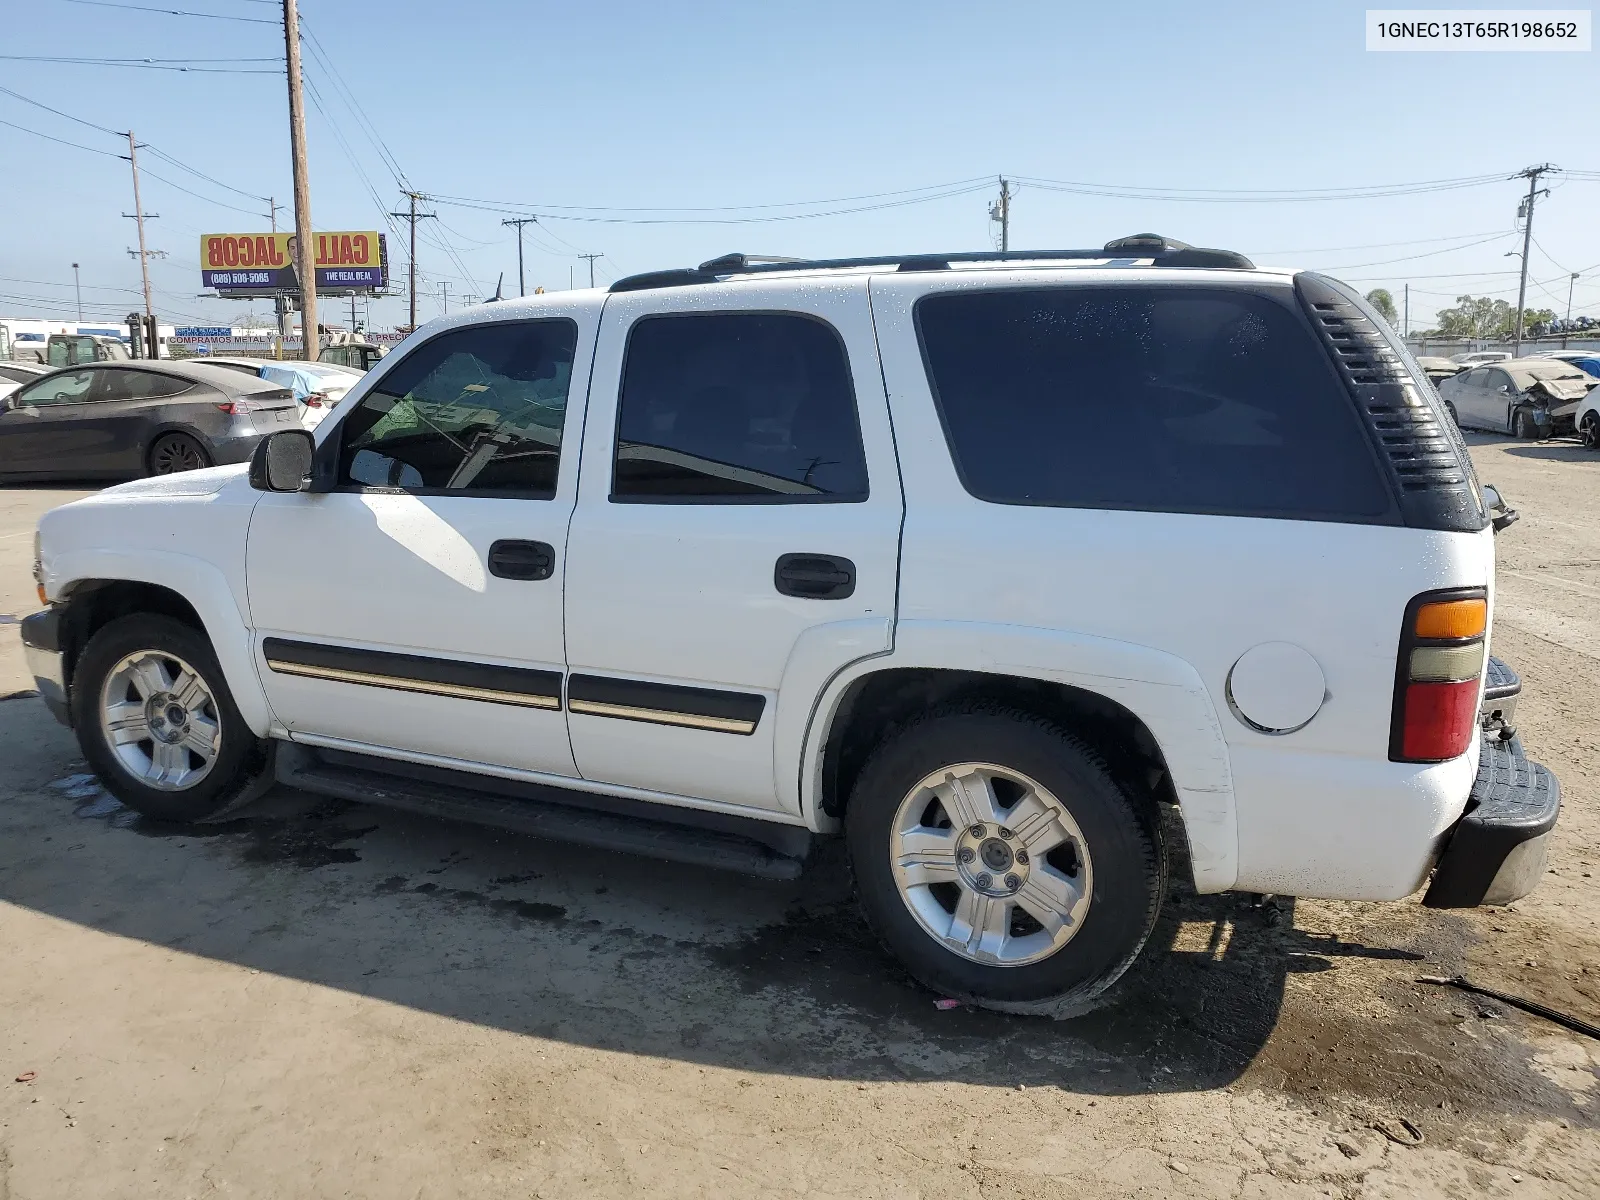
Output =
[{"x1": 200, "y1": 231, "x2": 387, "y2": 292}]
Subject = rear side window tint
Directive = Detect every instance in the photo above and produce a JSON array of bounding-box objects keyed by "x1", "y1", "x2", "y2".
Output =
[
  {"x1": 613, "y1": 313, "x2": 868, "y2": 502},
  {"x1": 916, "y1": 286, "x2": 1393, "y2": 521}
]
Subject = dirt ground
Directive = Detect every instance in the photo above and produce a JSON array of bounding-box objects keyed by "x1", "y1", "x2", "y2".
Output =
[{"x1": 1, "y1": 435, "x2": 1596, "y2": 1199}]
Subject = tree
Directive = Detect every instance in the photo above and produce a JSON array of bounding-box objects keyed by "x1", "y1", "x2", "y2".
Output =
[
  {"x1": 1365, "y1": 288, "x2": 1398, "y2": 326},
  {"x1": 1434, "y1": 295, "x2": 1560, "y2": 340}
]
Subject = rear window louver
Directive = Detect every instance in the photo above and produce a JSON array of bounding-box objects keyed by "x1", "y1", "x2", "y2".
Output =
[{"x1": 1296, "y1": 273, "x2": 1484, "y2": 533}]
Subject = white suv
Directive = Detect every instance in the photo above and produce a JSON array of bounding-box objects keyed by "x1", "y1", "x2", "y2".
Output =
[{"x1": 22, "y1": 237, "x2": 1560, "y2": 1016}]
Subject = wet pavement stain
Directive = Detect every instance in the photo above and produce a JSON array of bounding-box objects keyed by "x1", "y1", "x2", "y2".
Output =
[
  {"x1": 68, "y1": 781, "x2": 377, "y2": 868},
  {"x1": 377, "y1": 875, "x2": 566, "y2": 923}
]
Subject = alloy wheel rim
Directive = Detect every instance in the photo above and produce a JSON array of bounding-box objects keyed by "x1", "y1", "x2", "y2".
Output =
[
  {"x1": 889, "y1": 762, "x2": 1093, "y2": 967},
  {"x1": 98, "y1": 649, "x2": 221, "y2": 791},
  {"x1": 152, "y1": 439, "x2": 203, "y2": 473}
]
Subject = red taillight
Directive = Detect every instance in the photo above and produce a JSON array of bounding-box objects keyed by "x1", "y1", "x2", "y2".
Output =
[
  {"x1": 215, "y1": 399, "x2": 258, "y2": 415},
  {"x1": 1390, "y1": 589, "x2": 1488, "y2": 763},
  {"x1": 1398, "y1": 680, "x2": 1480, "y2": 760},
  {"x1": 304, "y1": 391, "x2": 328, "y2": 407}
]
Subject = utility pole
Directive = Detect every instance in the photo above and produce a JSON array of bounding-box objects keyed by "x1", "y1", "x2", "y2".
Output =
[
  {"x1": 268, "y1": 196, "x2": 283, "y2": 233},
  {"x1": 1512, "y1": 164, "x2": 1553, "y2": 357},
  {"x1": 390, "y1": 190, "x2": 435, "y2": 330},
  {"x1": 437, "y1": 281, "x2": 451, "y2": 314},
  {"x1": 578, "y1": 252, "x2": 601, "y2": 288},
  {"x1": 569, "y1": 265, "x2": 574, "y2": 290},
  {"x1": 72, "y1": 263, "x2": 82, "y2": 322},
  {"x1": 502, "y1": 217, "x2": 537, "y2": 296},
  {"x1": 1564, "y1": 272, "x2": 1580, "y2": 348},
  {"x1": 124, "y1": 131, "x2": 155, "y2": 318},
  {"x1": 282, "y1": 0, "x2": 318, "y2": 360},
  {"x1": 990, "y1": 176, "x2": 1013, "y2": 252},
  {"x1": 1403, "y1": 283, "x2": 1409, "y2": 340}
]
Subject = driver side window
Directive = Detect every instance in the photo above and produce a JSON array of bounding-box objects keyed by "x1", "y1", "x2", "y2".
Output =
[
  {"x1": 337, "y1": 319, "x2": 578, "y2": 497},
  {"x1": 14, "y1": 370, "x2": 95, "y2": 407}
]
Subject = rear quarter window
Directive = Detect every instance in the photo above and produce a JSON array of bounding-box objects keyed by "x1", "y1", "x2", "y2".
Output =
[{"x1": 916, "y1": 285, "x2": 1395, "y2": 522}]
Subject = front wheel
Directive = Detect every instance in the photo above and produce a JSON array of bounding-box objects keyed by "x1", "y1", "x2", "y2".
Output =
[
  {"x1": 845, "y1": 705, "x2": 1164, "y2": 1017},
  {"x1": 1582, "y1": 413, "x2": 1600, "y2": 450},
  {"x1": 1444, "y1": 401, "x2": 1459, "y2": 427},
  {"x1": 1512, "y1": 407, "x2": 1539, "y2": 440},
  {"x1": 70, "y1": 614, "x2": 262, "y2": 822}
]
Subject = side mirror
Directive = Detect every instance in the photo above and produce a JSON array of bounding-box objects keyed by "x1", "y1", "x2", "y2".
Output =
[
  {"x1": 249, "y1": 429, "x2": 315, "y2": 493},
  {"x1": 1481, "y1": 483, "x2": 1519, "y2": 534}
]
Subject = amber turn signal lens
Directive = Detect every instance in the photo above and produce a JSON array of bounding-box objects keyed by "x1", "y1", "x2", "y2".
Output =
[
  {"x1": 36, "y1": 583, "x2": 47, "y2": 605},
  {"x1": 1414, "y1": 598, "x2": 1487, "y2": 640}
]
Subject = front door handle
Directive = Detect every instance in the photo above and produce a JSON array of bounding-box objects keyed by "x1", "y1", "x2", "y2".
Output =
[
  {"x1": 487, "y1": 539, "x2": 555, "y2": 581},
  {"x1": 774, "y1": 553, "x2": 856, "y2": 600}
]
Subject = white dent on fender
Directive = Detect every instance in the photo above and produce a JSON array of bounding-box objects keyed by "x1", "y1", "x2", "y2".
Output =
[{"x1": 799, "y1": 619, "x2": 1239, "y2": 894}]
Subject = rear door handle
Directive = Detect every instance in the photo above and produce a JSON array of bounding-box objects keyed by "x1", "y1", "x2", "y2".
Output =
[
  {"x1": 774, "y1": 553, "x2": 856, "y2": 600},
  {"x1": 487, "y1": 539, "x2": 555, "y2": 581}
]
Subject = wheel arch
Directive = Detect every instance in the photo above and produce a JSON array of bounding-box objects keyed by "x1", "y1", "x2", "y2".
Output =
[
  {"x1": 53, "y1": 554, "x2": 271, "y2": 735},
  {"x1": 798, "y1": 621, "x2": 1239, "y2": 893}
]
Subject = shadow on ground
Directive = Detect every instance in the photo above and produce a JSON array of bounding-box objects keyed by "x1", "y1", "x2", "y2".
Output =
[{"x1": 0, "y1": 699, "x2": 1586, "y2": 1132}]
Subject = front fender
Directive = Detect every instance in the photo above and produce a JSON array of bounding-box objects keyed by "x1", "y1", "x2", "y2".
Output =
[
  {"x1": 800, "y1": 620, "x2": 1239, "y2": 893},
  {"x1": 50, "y1": 548, "x2": 272, "y2": 736}
]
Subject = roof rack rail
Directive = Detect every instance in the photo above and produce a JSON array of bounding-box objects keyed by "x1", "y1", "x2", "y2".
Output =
[{"x1": 609, "y1": 236, "x2": 1254, "y2": 292}]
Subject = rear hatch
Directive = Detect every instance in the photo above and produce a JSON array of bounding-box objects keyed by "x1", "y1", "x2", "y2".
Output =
[{"x1": 218, "y1": 375, "x2": 299, "y2": 433}]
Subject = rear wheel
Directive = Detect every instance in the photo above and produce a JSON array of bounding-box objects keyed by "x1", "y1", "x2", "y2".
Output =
[
  {"x1": 147, "y1": 432, "x2": 210, "y2": 475},
  {"x1": 1512, "y1": 407, "x2": 1538, "y2": 440},
  {"x1": 845, "y1": 705, "x2": 1164, "y2": 1017},
  {"x1": 70, "y1": 615, "x2": 262, "y2": 822}
]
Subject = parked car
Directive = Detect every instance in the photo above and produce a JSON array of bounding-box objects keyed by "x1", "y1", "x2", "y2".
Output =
[
  {"x1": 258, "y1": 361, "x2": 362, "y2": 429},
  {"x1": 1573, "y1": 378, "x2": 1600, "y2": 449},
  {"x1": 1414, "y1": 355, "x2": 1466, "y2": 386},
  {"x1": 0, "y1": 361, "x2": 298, "y2": 481},
  {"x1": 1545, "y1": 350, "x2": 1600, "y2": 379},
  {"x1": 1450, "y1": 350, "x2": 1512, "y2": 365},
  {"x1": 22, "y1": 238, "x2": 1558, "y2": 1017},
  {"x1": 1437, "y1": 357, "x2": 1599, "y2": 437},
  {"x1": 0, "y1": 361, "x2": 51, "y2": 386},
  {"x1": 194, "y1": 357, "x2": 361, "y2": 430},
  {"x1": 319, "y1": 341, "x2": 386, "y2": 371}
]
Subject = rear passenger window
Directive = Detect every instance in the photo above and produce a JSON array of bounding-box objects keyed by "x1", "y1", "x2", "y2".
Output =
[
  {"x1": 612, "y1": 313, "x2": 868, "y2": 502},
  {"x1": 916, "y1": 287, "x2": 1391, "y2": 521},
  {"x1": 338, "y1": 320, "x2": 576, "y2": 497}
]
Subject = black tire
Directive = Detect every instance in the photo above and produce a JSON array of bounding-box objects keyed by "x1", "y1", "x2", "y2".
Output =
[
  {"x1": 147, "y1": 432, "x2": 211, "y2": 476},
  {"x1": 70, "y1": 614, "x2": 263, "y2": 823},
  {"x1": 1582, "y1": 414, "x2": 1600, "y2": 451},
  {"x1": 1512, "y1": 407, "x2": 1537, "y2": 440},
  {"x1": 1444, "y1": 401, "x2": 1459, "y2": 427},
  {"x1": 845, "y1": 704, "x2": 1165, "y2": 1018}
]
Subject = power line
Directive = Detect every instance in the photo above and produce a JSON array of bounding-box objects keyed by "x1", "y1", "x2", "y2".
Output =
[
  {"x1": 428, "y1": 180, "x2": 994, "y2": 225},
  {"x1": 432, "y1": 176, "x2": 995, "y2": 216},
  {"x1": 53, "y1": 0, "x2": 279, "y2": 20},
  {"x1": 0, "y1": 117, "x2": 122, "y2": 156},
  {"x1": 0, "y1": 83, "x2": 123, "y2": 135},
  {"x1": 1013, "y1": 170, "x2": 1516, "y2": 202},
  {"x1": 143, "y1": 145, "x2": 269, "y2": 202},
  {"x1": 0, "y1": 55, "x2": 281, "y2": 73},
  {"x1": 1249, "y1": 228, "x2": 1513, "y2": 256}
]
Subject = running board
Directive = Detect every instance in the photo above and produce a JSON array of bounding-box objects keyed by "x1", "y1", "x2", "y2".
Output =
[{"x1": 274, "y1": 744, "x2": 812, "y2": 881}]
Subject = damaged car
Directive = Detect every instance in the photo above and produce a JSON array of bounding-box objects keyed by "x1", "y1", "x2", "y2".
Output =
[{"x1": 1437, "y1": 358, "x2": 1599, "y2": 438}]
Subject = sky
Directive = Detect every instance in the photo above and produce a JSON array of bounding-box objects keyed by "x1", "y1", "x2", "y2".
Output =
[{"x1": 3, "y1": 0, "x2": 1597, "y2": 333}]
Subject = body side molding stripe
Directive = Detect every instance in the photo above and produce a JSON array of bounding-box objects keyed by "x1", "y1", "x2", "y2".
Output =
[
  {"x1": 262, "y1": 638, "x2": 562, "y2": 710},
  {"x1": 567, "y1": 673, "x2": 765, "y2": 735}
]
